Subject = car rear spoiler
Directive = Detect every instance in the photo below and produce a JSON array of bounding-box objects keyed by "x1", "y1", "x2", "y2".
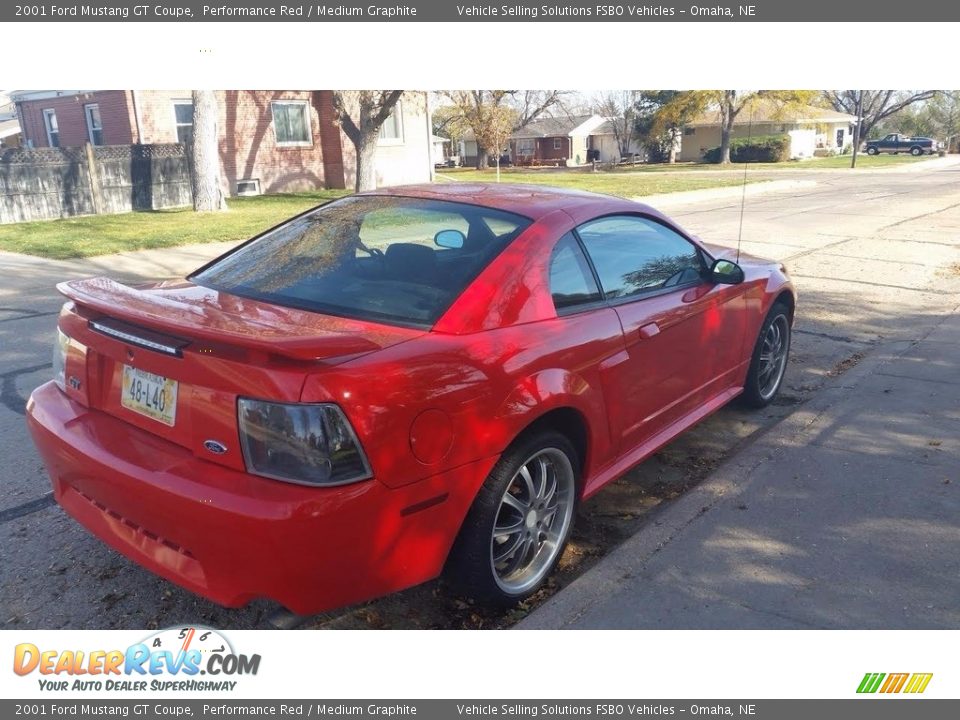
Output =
[{"x1": 57, "y1": 278, "x2": 418, "y2": 362}]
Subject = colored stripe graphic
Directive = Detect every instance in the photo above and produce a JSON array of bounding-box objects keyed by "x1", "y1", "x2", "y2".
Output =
[
  {"x1": 857, "y1": 673, "x2": 885, "y2": 693},
  {"x1": 903, "y1": 673, "x2": 933, "y2": 694},
  {"x1": 857, "y1": 672, "x2": 932, "y2": 694},
  {"x1": 880, "y1": 673, "x2": 909, "y2": 693}
]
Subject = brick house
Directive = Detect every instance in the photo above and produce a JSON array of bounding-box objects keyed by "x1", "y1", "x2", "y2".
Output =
[{"x1": 11, "y1": 90, "x2": 433, "y2": 194}]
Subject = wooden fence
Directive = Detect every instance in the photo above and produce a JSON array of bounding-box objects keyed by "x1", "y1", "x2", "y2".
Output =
[{"x1": 0, "y1": 143, "x2": 192, "y2": 224}]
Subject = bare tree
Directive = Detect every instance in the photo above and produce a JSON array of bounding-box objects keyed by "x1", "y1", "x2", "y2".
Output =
[
  {"x1": 191, "y1": 90, "x2": 227, "y2": 212},
  {"x1": 594, "y1": 91, "x2": 638, "y2": 159},
  {"x1": 823, "y1": 90, "x2": 940, "y2": 142},
  {"x1": 439, "y1": 90, "x2": 568, "y2": 169},
  {"x1": 331, "y1": 90, "x2": 404, "y2": 192}
]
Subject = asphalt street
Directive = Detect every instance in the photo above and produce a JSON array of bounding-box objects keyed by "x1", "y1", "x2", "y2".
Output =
[{"x1": 1, "y1": 158, "x2": 958, "y2": 629}]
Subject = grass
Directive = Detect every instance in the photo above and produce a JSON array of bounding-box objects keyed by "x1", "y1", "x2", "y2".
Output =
[
  {"x1": 435, "y1": 168, "x2": 754, "y2": 197},
  {"x1": 0, "y1": 190, "x2": 348, "y2": 260}
]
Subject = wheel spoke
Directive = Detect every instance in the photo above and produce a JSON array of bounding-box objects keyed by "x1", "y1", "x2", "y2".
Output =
[
  {"x1": 494, "y1": 515, "x2": 525, "y2": 537},
  {"x1": 518, "y1": 464, "x2": 536, "y2": 501},
  {"x1": 493, "y1": 531, "x2": 524, "y2": 564},
  {"x1": 501, "y1": 492, "x2": 527, "y2": 515}
]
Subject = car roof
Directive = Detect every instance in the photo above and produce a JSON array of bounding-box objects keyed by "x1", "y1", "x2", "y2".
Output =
[{"x1": 362, "y1": 182, "x2": 655, "y2": 221}]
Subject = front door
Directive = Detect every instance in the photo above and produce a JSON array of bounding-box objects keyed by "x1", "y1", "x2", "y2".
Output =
[{"x1": 577, "y1": 215, "x2": 744, "y2": 453}]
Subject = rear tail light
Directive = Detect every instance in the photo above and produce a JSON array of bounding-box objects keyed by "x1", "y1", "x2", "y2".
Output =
[
  {"x1": 237, "y1": 399, "x2": 372, "y2": 487},
  {"x1": 53, "y1": 327, "x2": 70, "y2": 391}
]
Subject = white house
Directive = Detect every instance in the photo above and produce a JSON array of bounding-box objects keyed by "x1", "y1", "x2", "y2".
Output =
[{"x1": 679, "y1": 101, "x2": 859, "y2": 162}]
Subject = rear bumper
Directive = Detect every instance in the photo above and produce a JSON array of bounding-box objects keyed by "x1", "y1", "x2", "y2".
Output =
[{"x1": 27, "y1": 381, "x2": 496, "y2": 614}]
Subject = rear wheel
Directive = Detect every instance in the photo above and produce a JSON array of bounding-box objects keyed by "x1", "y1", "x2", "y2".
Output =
[
  {"x1": 741, "y1": 302, "x2": 791, "y2": 408},
  {"x1": 866, "y1": 147, "x2": 879, "y2": 156},
  {"x1": 445, "y1": 430, "x2": 578, "y2": 605},
  {"x1": 910, "y1": 146, "x2": 923, "y2": 156}
]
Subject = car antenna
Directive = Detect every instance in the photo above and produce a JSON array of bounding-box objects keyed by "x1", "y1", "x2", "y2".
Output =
[{"x1": 735, "y1": 105, "x2": 755, "y2": 265}]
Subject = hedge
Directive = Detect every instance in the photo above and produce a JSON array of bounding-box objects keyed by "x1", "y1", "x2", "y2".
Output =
[{"x1": 703, "y1": 134, "x2": 791, "y2": 163}]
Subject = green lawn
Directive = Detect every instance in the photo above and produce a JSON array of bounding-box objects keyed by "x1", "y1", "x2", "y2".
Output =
[
  {"x1": 435, "y1": 168, "x2": 755, "y2": 197},
  {"x1": 0, "y1": 190, "x2": 348, "y2": 260}
]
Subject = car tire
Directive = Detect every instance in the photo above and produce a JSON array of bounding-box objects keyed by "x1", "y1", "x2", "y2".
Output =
[
  {"x1": 910, "y1": 146, "x2": 923, "y2": 156},
  {"x1": 740, "y1": 301, "x2": 792, "y2": 409},
  {"x1": 445, "y1": 429, "x2": 579, "y2": 606},
  {"x1": 866, "y1": 147, "x2": 879, "y2": 156}
]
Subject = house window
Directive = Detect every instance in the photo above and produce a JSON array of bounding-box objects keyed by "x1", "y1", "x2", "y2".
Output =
[
  {"x1": 236, "y1": 178, "x2": 261, "y2": 196},
  {"x1": 85, "y1": 104, "x2": 103, "y2": 145},
  {"x1": 553, "y1": 137, "x2": 562, "y2": 151},
  {"x1": 272, "y1": 101, "x2": 311, "y2": 146},
  {"x1": 683, "y1": 127, "x2": 695, "y2": 136},
  {"x1": 173, "y1": 101, "x2": 194, "y2": 144},
  {"x1": 378, "y1": 104, "x2": 403, "y2": 144},
  {"x1": 517, "y1": 138, "x2": 534, "y2": 158},
  {"x1": 43, "y1": 109, "x2": 59, "y2": 148}
]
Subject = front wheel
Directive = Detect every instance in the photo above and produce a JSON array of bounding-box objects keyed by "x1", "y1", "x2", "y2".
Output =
[
  {"x1": 741, "y1": 302, "x2": 792, "y2": 408},
  {"x1": 445, "y1": 430, "x2": 578, "y2": 606}
]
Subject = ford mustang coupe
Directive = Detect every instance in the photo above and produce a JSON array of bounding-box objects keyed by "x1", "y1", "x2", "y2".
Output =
[{"x1": 27, "y1": 184, "x2": 794, "y2": 614}]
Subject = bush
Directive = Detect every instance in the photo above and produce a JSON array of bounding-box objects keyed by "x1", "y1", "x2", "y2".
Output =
[{"x1": 703, "y1": 134, "x2": 791, "y2": 163}]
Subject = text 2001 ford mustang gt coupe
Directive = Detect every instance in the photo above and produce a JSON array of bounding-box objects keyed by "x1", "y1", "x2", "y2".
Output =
[{"x1": 27, "y1": 183, "x2": 794, "y2": 614}]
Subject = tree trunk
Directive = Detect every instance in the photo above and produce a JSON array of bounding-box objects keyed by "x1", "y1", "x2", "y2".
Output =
[
  {"x1": 191, "y1": 90, "x2": 227, "y2": 212},
  {"x1": 668, "y1": 145, "x2": 677, "y2": 164},
  {"x1": 476, "y1": 147, "x2": 489, "y2": 170},
  {"x1": 719, "y1": 91, "x2": 736, "y2": 165},
  {"x1": 354, "y1": 131, "x2": 379, "y2": 192}
]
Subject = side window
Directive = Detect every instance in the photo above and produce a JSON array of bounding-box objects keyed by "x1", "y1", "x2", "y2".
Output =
[
  {"x1": 549, "y1": 232, "x2": 602, "y2": 312},
  {"x1": 577, "y1": 215, "x2": 703, "y2": 301}
]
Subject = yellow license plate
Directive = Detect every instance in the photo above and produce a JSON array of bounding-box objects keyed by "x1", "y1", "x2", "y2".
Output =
[{"x1": 120, "y1": 365, "x2": 178, "y2": 426}]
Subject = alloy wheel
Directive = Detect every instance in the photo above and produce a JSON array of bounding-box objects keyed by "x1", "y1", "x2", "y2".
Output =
[
  {"x1": 758, "y1": 315, "x2": 790, "y2": 400},
  {"x1": 490, "y1": 448, "x2": 575, "y2": 595}
]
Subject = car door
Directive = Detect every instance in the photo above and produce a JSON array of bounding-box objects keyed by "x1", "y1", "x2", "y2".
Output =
[{"x1": 576, "y1": 215, "x2": 744, "y2": 454}]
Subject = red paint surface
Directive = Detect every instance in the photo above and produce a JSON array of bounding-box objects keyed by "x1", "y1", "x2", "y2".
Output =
[{"x1": 27, "y1": 184, "x2": 794, "y2": 614}]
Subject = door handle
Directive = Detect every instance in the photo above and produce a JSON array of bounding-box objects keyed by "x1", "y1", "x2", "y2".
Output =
[{"x1": 638, "y1": 322, "x2": 660, "y2": 340}]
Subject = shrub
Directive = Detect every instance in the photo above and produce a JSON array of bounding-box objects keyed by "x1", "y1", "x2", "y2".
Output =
[{"x1": 702, "y1": 134, "x2": 791, "y2": 163}]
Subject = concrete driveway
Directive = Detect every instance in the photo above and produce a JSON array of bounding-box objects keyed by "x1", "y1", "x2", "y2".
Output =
[{"x1": 2, "y1": 158, "x2": 959, "y2": 629}]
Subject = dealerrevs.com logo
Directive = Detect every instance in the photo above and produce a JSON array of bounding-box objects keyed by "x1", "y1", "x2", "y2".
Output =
[
  {"x1": 857, "y1": 672, "x2": 933, "y2": 694},
  {"x1": 13, "y1": 627, "x2": 260, "y2": 692}
]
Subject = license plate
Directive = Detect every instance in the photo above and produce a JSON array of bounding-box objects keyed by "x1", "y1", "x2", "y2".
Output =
[{"x1": 121, "y1": 365, "x2": 178, "y2": 426}]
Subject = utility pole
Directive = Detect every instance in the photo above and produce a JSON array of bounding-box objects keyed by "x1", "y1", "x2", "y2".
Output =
[{"x1": 851, "y1": 90, "x2": 863, "y2": 169}]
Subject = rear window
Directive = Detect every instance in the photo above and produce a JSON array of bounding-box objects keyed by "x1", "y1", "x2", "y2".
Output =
[{"x1": 191, "y1": 196, "x2": 531, "y2": 327}]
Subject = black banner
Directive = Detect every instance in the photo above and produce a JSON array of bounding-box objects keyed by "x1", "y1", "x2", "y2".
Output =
[
  {"x1": 3, "y1": 700, "x2": 959, "y2": 719},
  {"x1": 4, "y1": 0, "x2": 959, "y2": 23}
]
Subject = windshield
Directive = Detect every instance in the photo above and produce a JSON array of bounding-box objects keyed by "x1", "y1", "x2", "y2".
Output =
[{"x1": 191, "y1": 195, "x2": 532, "y2": 327}]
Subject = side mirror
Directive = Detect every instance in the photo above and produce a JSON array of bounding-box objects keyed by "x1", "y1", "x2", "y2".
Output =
[
  {"x1": 434, "y1": 229, "x2": 465, "y2": 249},
  {"x1": 709, "y1": 258, "x2": 744, "y2": 285}
]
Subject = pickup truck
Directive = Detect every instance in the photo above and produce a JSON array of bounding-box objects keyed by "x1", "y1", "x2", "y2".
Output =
[{"x1": 865, "y1": 133, "x2": 941, "y2": 156}]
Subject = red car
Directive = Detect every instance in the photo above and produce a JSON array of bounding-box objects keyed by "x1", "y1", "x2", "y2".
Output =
[{"x1": 27, "y1": 184, "x2": 794, "y2": 614}]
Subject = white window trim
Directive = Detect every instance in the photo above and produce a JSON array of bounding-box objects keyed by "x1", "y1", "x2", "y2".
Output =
[
  {"x1": 42, "y1": 109, "x2": 59, "y2": 147},
  {"x1": 553, "y1": 137, "x2": 563, "y2": 151},
  {"x1": 84, "y1": 103, "x2": 102, "y2": 145},
  {"x1": 171, "y1": 99, "x2": 193, "y2": 144},
  {"x1": 377, "y1": 102, "x2": 405, "y2": 147},
  {"x1": 271, "y1": 100, "x2": 313, "y2": 147}
]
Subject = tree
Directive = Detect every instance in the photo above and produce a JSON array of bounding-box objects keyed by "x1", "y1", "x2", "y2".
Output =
[
  {"x1": 191, "y1": 90, "x2": 227, "y2": 212},
  {"x1": 438, "y1": 90, "x2": 568, "y2": 169},
  {"x1": 635, "y1": 91, "x2": 706, "y2": 163},
  {"x1": 656, "y1": 90, "x2": 816, "y2": 164},
  {"x1": 594, "y1": 91, "x2": 639, "y2": 159},
  {"x1": 822, "y1": 90, "x2": 939, "y2": 142},
  {"x1": 331, "y1": 90, "x2": 404, "y2": 192}
]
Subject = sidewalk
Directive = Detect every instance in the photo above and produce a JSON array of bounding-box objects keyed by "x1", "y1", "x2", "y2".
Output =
[
  {"x1": 0, "y1": 242, "x2": 237, "y2": 300},
  {"x1": 519, "y1": 310, "x2": 960, "y2": 629}
]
